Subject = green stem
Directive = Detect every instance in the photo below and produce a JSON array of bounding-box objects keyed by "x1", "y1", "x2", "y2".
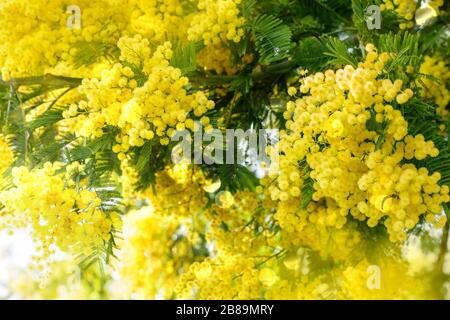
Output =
[
  {"x1": 252, "y1": 59, "x2": 297, "y2": 82},
  {"x1": 1, "y1": 60, "x2": 297, "y2": 90},
  {"x1": 255, "y1": 249, "x2": 287, "y2": 268},
  {"x1": 0, "y1": 74, "x2": 82, "y2": 88},
  {"x1": 189, "y1": 74, "x2": 238, "y2": 86},
  {"x1": 189, "y1": 59, "x2": 298, "y2": 86}
]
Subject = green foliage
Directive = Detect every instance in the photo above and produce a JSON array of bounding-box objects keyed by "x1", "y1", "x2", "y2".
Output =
[
  {"x1": 378, "y1": 32, "x2": 421, "y2": 71},
  {"x1": 1, "y1": 0, "x2": 450, "y2": 287},
  {"x1": 351, "y1": 0, "x2": 371, "y2": 35},
  {"x1": 366, "y1": 109, "x2": 390, "y2": 150},
  {"x1": 323, "y1": 36, "x2": 359, "y2": 67},
  {"x1": 76, "y1": 234, "x2": 117, "y2": 278},
  {"x1": 420, "y1": 24, "x2": 450, "y2": 57},
  {"x1": 405, "y1": 113, "x2": 450, "y2": 187},
  {"x1": 216, "y1": 164, "x2": 259, "y2": 193},
  {"x1": 351, "y1": 0, "x2": 391, "y2": 38},
  {"x1": 398, "y1": 96, "x2": 450, "y2": 187},
  {"x1": 131, "y1": 140, "x2": 173, "y2": 192},
  {"x1": 352, "y1": 218, "x2": 397, "y2": 264},
  {"x1": 294, "y1": 37, "x2": 332, "y2": 70},
  {"x1": 295, "y1": 0, "x2": 352, "y2": 27},
  {"x1": 26, "y1": 106, "x2": 65, "y2": 131},
  {"x1": 297, "y1": 158, "x2": 314, "y2": 209},
  {"x1": 72, "y1": 41, "x2": 118, "y2": 68},
  {"x1": 251, "y1": 14, "x2": 293, "y2": 63},
  {"x1": 301, "y1": 176, "x2": 314, "y2": 209},
  {"x1": 170, "y1": 42, "x2": 204, "y2": 75}
]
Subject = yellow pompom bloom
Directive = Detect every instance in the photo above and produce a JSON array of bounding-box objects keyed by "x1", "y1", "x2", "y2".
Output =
[
  {"x1": 188, "y1": 0, "x2": 245, "y2": 46},
  {"x1": 0, "y1": 163, "x2": 114, "y2": 258},
  {"x1": 62, "y1": 36, "x2": 215, "y2": 153},
  {"x1": 419, "y1": 56, "x2": 450, "y2": 119},
  {"x1": 264, "y1": 43, "x2": 449, "y2": 243},
  {"x1": 119, "y1": 206, "x2": 198, "y2": 299}
]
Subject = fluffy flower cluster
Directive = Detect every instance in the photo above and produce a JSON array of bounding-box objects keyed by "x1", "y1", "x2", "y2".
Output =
[
  {"x1": 175, "y1": 242, "x2": 435, "y2": 299},
  {"x1": 146, "y1": 165, "x2": 209, "y2": 217},
  {"x1": 419, "y1": 55, "x2": 450, "y2": 120},
  {"x1": 8, "y1": 258, "x2": 111, "y2": 299},
  {"x1": 0, "y1": 162, "x2": 113, "y2": 257},
  {"x1": 120, "y1": 161, "x2": 210, "y2": 214},
  {"x1": 119, "y1": 206, "x2": 197, "y2": 299},
  {"x1": 274, "y1": 200, "x2": 363, "y2": 261},
  {"x1": 381, "y1": 0, "x2": 444, "y2": 29},
  {"x1": 339, "y1": 257, "x2": 431, "y2": 299},
  {"x1": 62, "y1": 36, "x2": 214, "y2": 152},
  {"x1": 62, "y1": 61, "x2": 134, "y2": 138},
  {"x1": 188, "y1": 0, "x2": 245, "y2": 45},
  {"x1": 381, "y1": 0, "x2": 416, "y2": 29},
  {"x1": 176, "y1": 254, "x2": 262, "y2": 299},
  {"x1": 197, "y1": 45, "x2": 238, "y2": 75},
  {"x1": 1, "y1": 0, "x2": 448, "y2": 301},
  {"x1": 205, "y1": 190, "x2": 274, "y2": 256},
  {"x1": 119, "y1": 181, "x2": 277, "y2": 299},
  {"x1": 264, "y1": 44, "x2": 449, "y2": 242},
  {"x1": 0, "y1": 0, "x2": 245, "y2": 78},
  {"x1": 128, "y1": 0, "x2": 190, "y2": 43},
  {"x1": 0, "y1": 0, "x2": 131, "y2": 78}
]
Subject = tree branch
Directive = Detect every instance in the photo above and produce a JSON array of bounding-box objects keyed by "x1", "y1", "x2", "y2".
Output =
[{"x1": 0, "y1": 74, "x2": 82, "y2": 88}]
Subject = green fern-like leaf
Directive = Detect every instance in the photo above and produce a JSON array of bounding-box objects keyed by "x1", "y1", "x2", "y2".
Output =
[
  {"x1": 170, "y1": 42, "x2": 203, "y2": 75},
  {"x1": 72, "y1": 41, "x2": 112, "y2": 68},
  {"x1": 323, "y1": 36, "x2": 358, "y2": 67},
  {"x1": 301, "y1": 176, "x2": 314, "y2": 209},
  {"x1": 26, "y1": 107, "x2": 65, "y2": 131},
  {"x1": 216, "y1": 164, "x2": 259, "y2": 193},
  {"x1": 402, "y1": 99, "x2": 450, "y2": 186},
  {"x1": 294, "y1": 37, "x2": 332, "y2": 70},
  {"x1": 295, "y1": 0, "x2": 352, "y2": 26},
  {"x1": 378, "y1": 32, "x2": 421, "y2": 71},
  {"x1": 252, "y1": 14, "x2": 292, "y2": 64}
]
